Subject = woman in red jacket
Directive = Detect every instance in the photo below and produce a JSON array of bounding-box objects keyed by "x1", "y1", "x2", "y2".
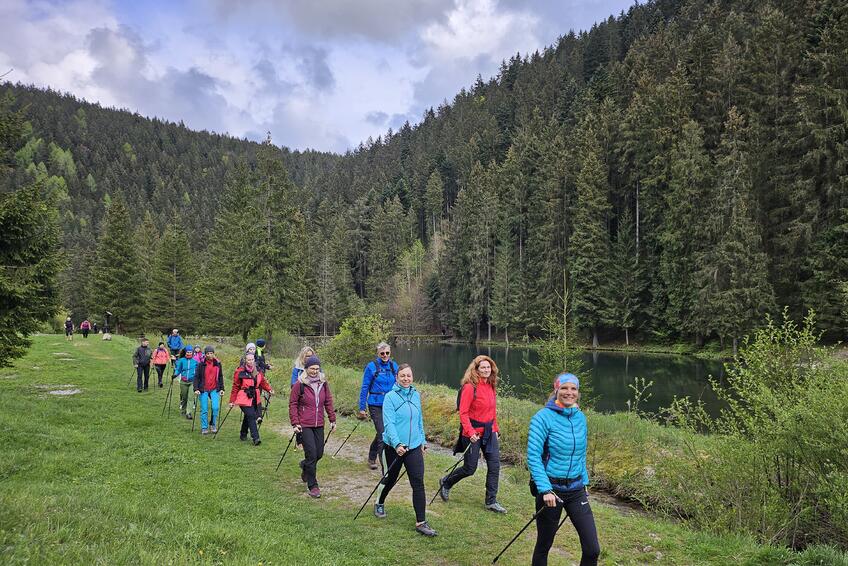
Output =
[
  {"x1": 228, "y1": 353, "x2": 274, "y2": 446},
  {"x1": 437, "y1": 355, "x2": 507, "y2": 513},
  {"x1": 289, "y1": 355, "x2": 336, "y2": 498}
]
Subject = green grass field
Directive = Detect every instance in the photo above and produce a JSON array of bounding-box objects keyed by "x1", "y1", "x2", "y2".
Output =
[{"x1": 0, "y1": 335, "x2": 838, "y2": 565}]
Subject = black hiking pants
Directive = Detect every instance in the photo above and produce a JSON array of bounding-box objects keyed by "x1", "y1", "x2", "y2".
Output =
[
  {"x1": 368, "y1": 405, "x2": 385, "y2": 464},
  {"x1": 154, "y1": 364, "x2": 166, "y2": 385},
  {"x1": 82, "y1": 329, "x2": 89, "y2": 338},
  {"x1": 300, "y1": 426, "x2": 325, "y2": 489},
  {"x1": 532, "y1": 488, "x2": 600, "y2": 566},
  {"x1": 377, "y1": 445, "x2": 426, "y2": 523},
  {"x1": 443, "y1": 434, "x2": 501, "y2": 504},
  {"x1": 239, "y1": 406, "x2": 260, "y2": 442},
  {"x1": 136, "y1": 364, "x2": 150, "y2": 390}
]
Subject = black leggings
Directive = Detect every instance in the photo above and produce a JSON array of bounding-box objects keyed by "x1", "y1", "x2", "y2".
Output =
[
  {"x1": 239, "y1": 406, "x2": 260, "y2": 441},
  {"x1": 300, "y1": 426, "x2": 325, "y2": 489},
  {"x1": 368, "y1": 405, "x2": 385, "y2": 464},
  {"x1": 154, "y1": 364, "x2": 166, "y2": 384},
  {"x1": 532, "y1": 488, "x2": 600, "y2": 566},
  {"x1": 443, "y1": 435, "x2": 501, "y2": 504},
  {"x1": 377, "y1": 445, "x2": 426, "y2": 523}
]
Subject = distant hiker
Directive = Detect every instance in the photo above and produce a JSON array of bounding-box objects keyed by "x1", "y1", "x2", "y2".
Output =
[
  {"x1": 174, "y1": 346, "x2": 200, "y2": 419},
  {"x1": 289, "y1": 355, "x2": 335, "y2": 498},
  {"x1": 290, "y1": 346, "x2": 315, "y2": 386},
  {"x1": 438, "y1": 355, "x2": 506, "y2": 513},
  {"x1": 152, "y1": 342, "x2": 170, "y2": 388},
  {"x1": 192, "y1": 345, "x2": 203, "y2": 363},
  {"x1": 167, "y1": 329, "x2": 183, "y2": 360},
  {"x1": 193, "y1": 346, "x2": 224, "y2": 435},
  {"x1": 358, "y1": 342, "x2": 398, "y2": 470},
  {"x1": 255, "y1": 339, "x2": 272, "y2": 373},
  {"x1": 92, "y1": 321, "x2": 98, "y2": 334},
  {"x1": 239, "y1": 343, "x2": 263, "y2": 421},
  {"x1": 527, "y1": 373, "x2": 600, "y2": 566},
  {"x1": 132, "y1": 336, "x2": 153, "y2": 392},
  {"x1": 229, "y1": 353, "x2": 273, "y2": 445},
  {"x1": 373, "y1": 364, "x2": 436, "y2": 537},
  {"x1": 64, "y1": 317, "x2": 74, "y2": 341},
  {"x1": 80, "y1": 319, "x2": 91, "y2": 338}
]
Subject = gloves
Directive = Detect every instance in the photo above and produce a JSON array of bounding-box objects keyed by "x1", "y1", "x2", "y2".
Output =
[{"x1": 330, "y1": 422, "x2": 336, "y2": 431}]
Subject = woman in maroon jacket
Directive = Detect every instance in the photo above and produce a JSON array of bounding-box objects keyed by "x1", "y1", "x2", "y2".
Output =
[
  {"x1": 289, "y1": 355, "x2": 336, "y2": 498},
  {"x1": 228, "y1": 353, "x2": 274, "y2": 446},
  {"x1": 437, "y1": 355, "x2": 507, "y2": 513}
]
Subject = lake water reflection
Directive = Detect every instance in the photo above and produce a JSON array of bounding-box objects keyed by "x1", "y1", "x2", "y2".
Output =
[{"x1": 393, "y1": 342, "x2": 725, "y2": 415}]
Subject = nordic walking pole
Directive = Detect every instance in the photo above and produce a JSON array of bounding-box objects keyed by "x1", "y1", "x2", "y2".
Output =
[
  {"x1": 275, "y1": 431, "x2": 297, "y2": 472},
  {"x1": 324, "y1": 424, "x2": 334, "y2": 445},
  {"x1": 429, "y1": 441, "x2": 474, "y2": 505},
  {"x1": 191, "y1": 394, "x2": 199, "y2": 432},
  {"x1": 257, "y1": 393, "x2": 271, "y2": 430},
  {"x1": 162, "y1": 376, "x2": 175, "y2": 417},
  {"x1": 127, "y1": 369, "x2": 136, "y2": 389},
  {"x1": 214, "y1": 405, "x2": 233, "y2": 440},
  {"x1": 492, "y1": 494, "x2": 563, "y2": 564},
  {"x1": 353, "y1": 456, "x2": 404, "y2": 521},
  {"x1": 332, "y1": 418, "x2": 364, "y2": 458}
]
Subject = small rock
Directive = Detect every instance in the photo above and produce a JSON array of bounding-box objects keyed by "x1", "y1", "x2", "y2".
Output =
[
  {"x1": 655, "y1": 551, "x2": 664, "y2": 561},
  {"x1": 49, "y1": 389, "x2": 81, "y2": 396},
  {"x1": 642, "y1": 545, "x2": 654, "y2": 553}
]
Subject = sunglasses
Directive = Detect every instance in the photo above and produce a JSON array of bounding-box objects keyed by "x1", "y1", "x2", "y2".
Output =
[{"x1": 379, "y1": 351, "x2": 391, "y2": 357}]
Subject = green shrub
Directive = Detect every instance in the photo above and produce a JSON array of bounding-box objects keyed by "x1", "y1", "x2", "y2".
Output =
[{"x1": 321, "y1": 314, "x2": 392, "y2": 368}]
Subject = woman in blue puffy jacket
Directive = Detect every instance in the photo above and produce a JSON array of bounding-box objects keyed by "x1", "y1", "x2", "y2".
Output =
[
  {"x1": 373, "y1": 363, "x2": 437, "y2": 537},
  {"x1": 526, "y1": 373, "x2": 600, "y2": 566}
]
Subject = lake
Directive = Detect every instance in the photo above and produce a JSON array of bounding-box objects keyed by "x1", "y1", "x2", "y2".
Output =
[{"x1": 392, "y1": 342, "x2": 725, "y2": 415}]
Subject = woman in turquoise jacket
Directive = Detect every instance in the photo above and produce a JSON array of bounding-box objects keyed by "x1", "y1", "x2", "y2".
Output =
[
  {"x1": 373, "y1": 363, "x2": 437, "y2": 537},
  {"x1": 526, "y1": 373, "x2": 600, "y2": 566}
]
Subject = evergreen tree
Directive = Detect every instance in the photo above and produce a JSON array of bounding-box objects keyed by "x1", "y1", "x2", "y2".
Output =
[
  {"x1": 609, "y1": 207, "x2": 644, "y2": 345},
  {"x1": 367, "y1": 195, "x2": 410, "y2": 301},
  {"x1": 92, "y1": 196, "x2": 144, "y2": 333},
  {"x1": 134, "y1": 210, "x2": 159, "y2": 316},
  {"x1": 424, "y1": 170, "x2": 444, "y2": 237},
  {"x1": 148, "y1": 222, "x2": 196, "y2": 333}
]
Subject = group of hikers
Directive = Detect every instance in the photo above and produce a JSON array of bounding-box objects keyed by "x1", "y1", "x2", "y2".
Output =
[
  {"x1": 63, "y1": 316, "x2": 96, "y2": 340},
  {"x1": 130, "y1": 332, "x2": 600, "y2": 565}
]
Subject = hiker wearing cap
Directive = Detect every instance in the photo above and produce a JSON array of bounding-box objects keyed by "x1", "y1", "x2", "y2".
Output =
[
  {"x1": 152, "y1": 342, "x2": 170, "y2": 388},
  {"x1": 174, "y1": 346, "x2": 200, "y2": 419},
  {"x1": 132, "y1": 337, "x2": 153, "y2": 392},
  {"x1": 358, "y1": 342, "x2": 398, "y2": 470},
  {"x1": 167, "y1": 329, "x2": 183, "y2": 360},
  {"x1": 438, "y1": 355, "x2": 506, "y2": 513},
  {"x1": 289, "y1": 355, "x2": 335, "y2": 498},
  {"x1": 192, "y1": 345, "x2": 203, "y2": 363},
  {"x1": 374, "y1": 363, "x2": 437, "y2": 537},
  {"x1": 193, "y1": 346, "x2": 225, "y2": 435},
  {"x1": 527, "y1": 373, "x2": 600, "y2": 566},
  {"x1": 229, "y1": 353, "x2": 274, "y2": 445},
  {"x1": 255, "y1": 339, "x2": 272, "y2": 373}
]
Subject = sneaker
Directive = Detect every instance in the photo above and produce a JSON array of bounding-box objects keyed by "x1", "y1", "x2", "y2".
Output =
[
  {"x1": 308, "y1": 487, "x2": 321, "y2": 498},
  {"x1": 415, "y1": 521, "x2": 437, "y2": 537},
  {"x1": 137, "y1": 389, "x2": 143, "y2": 393},
  {"x1": 252, "y1": 438, "x2": 262, "y2": 446},
  {"x1": 299, "y1": 460, "x2": 307, "y2": 483},
  {"x1": 374, "y1": 503, "x2": 386, "y2": 518},
  {"x1": 186, "y1": 413, "x2": 193, "y2": 420},
  {"x1": 368, "y1": 459, "x2": 379, "y2": 470},
  {"x1": 438, "y1": 477, "x2": 451, "y2": 502},
  {"x1": 158, "y1": 382, "x2": 163, "y2": 388},
  {"x1": 240, "y1": 435, "x2": 247, "y2": 441},
  {"x1": 201, "y1": 429, "x2": 209, "y2": 435},
  {"x1": 211, "y1": 426, "x2": 217, "y2": 434},
  {"x1": 485, "y1": 502, "x2": 507, "y2": 514}
]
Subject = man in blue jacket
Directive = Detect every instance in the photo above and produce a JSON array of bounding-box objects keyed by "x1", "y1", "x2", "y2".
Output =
[
  {"x1": 167, "y1": 329, "x2": 184, "y2": 361},
  {"x1": 358, "y1": 342, "x2": 398, "y2": 470}
]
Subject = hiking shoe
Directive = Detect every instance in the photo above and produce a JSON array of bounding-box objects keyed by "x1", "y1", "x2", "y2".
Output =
[
  {"x1": 299, "y1": 460, "x2": 307, "y2": 483},
  {"x1": 416, "y1": 522, "x2": 437, "y2": 537},
  {"x1": 137, "y1": 389, "x2": 143, "y2": 393},
  {"x1": 485, "y1": 502, "x2": 507, "y2": 514},
  {"x1": 201, "y1": 429, "x2": 209, "y2": 435},
  {"x1": 368, "y1": 459, "x2": 378, "y2": 470},
  {"x1": 185, "y1": 413, "x2": 193, "y2": 420},
  {"x1": 374, "y1": 503, "x2": 386, "y2": 518},
  {"x1": 256, "y1": 415, "x2": 263, "y2": 425},
  {"x1": 308, "y1": 487, "x2": 321, "y2": 498},
  {"x1": 158, "y1": 382, "x2": 163, "y2": 388},
  {"x1": 438, "y1": 477, "x2": 450, "y2": 502},
  {"x1": 211, "y1": 426, "x2": 217, "y2": 434},
  {"x1": 252, "y1": 438, "x2": 262, "y2": 446},
  {"x1": 240, "y1": 435, "x2": 247, "y2": 441}
]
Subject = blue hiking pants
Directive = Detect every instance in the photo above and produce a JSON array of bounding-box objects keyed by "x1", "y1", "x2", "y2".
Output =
[{"x1": 198, "y1": 391, "x2": 220, "y2": 430}]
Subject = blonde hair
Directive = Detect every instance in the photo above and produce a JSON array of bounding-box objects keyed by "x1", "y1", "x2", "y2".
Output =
[
  {"x1": 460, "y1": 355, "x2": 499, "y2": 389},
  {"x1": 294, "y1": 346, "x2": 315, "y2": 369}
]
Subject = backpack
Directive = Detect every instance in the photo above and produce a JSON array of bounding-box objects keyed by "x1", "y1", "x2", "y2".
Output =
[
  {"x1": 455, "y1": 383, "x2": 477, "y2": 411},
  {"x1": 367, "y1": 359, "x2": 396, "y2": 395},
  {"x1": 452, "y1": 384, "x2": 478, "y2": 454}
]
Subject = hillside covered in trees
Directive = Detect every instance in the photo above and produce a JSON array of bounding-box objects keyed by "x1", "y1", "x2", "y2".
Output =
[{"x1": 2, "y1": 0, "x2": 846, "y2": 346}]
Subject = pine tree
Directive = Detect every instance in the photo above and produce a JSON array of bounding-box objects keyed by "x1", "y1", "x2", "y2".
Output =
[
  {"x1": 609, "y1": 207, "x2": 644, "y2": 345},
  {"x1": 424, "y1": 170, "x2": 444, "y2": 237},
  {"x1": 367, "y1": 195, "x2": 410, "y2": 301},
  {"x1": 148, "y1": 222, "x2": 196, "y2": 333},
  {"x1": 134, "y1": 210, "x2": 159, "y2": 316},
  {"x1": 92, "y1": 195, "x2": 145, "y2": 333},
  {"x1": 570, "y1": 119, "x2": 612, "y2": 348}
]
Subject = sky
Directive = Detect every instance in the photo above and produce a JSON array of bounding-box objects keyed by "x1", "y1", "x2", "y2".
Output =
[{"x1": 0, "y1": 0, "x2": 636, "y2": 153}]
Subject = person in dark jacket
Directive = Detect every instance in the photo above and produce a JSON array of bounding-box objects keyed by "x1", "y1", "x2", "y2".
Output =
[
  {"x1": 64, "y1": 317, "x2": 74, "y2": 341},
  {"x1": 438, "y1": 355, "x2": 506, "y2": 513},
  {"x1": 527, "y1": 373, "x2": 600, "y2": 566},
  {"x1": 132, "y1": 337, "x2": 152, "y2": 392},
  {"x1": 373, "y1": 363, "x2": 437, "y2": 537},
  {"x1": 358, "y1": 342, "x2": 398, "y2": 470},
  {"x1": 228, "y1": 353, "x2": 273, "y2": 445},
  {"x1": 193, "y1": 346, "x2": 225, "y2": 435},
  {"x1": 255, "y1": 338, "x2": 272, "y2": 373},
  {"x1": 289, "y1": 355, "x2": 336, "y2": 498}
]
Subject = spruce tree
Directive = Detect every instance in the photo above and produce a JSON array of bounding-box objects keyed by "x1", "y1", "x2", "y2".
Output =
[
  {"x1": 609, "y1": 207, "x2": 643, "y2": 345},
  {"x1": 148, "y1": 222, "x2": 196, "y2": 333},
  {"x1": 424, "y1": 170, "x2": 444, "y2": 237},
  {"x1": 92, "y1": 195, "x2": 144, "y2": 333}
]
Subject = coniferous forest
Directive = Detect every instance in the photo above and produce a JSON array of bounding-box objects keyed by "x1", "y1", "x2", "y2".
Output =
[{"x1": 1, "y1": 0, "x2": 846, "y2": 346}]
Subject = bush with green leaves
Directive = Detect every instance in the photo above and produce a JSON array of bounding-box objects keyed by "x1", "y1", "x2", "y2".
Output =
[
  {"x1": 522, "y1": 312, "x2": 588, "y2": 402},
  {"x1": 320, "y1": 314, "x2": 392, "y2": 368}
]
